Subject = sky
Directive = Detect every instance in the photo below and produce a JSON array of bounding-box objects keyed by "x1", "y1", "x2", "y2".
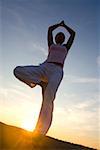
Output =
[{"x1": 0, "y1": 0, "x2": 100, "y2": 149}]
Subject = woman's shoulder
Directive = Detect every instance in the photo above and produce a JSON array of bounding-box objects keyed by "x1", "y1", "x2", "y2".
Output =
[
  {"x1": 50, "y1": 43, "x2": 66, "y2": 47},
  {"x1": 49, "y1": 43, "x2": 67, "y2": 51},
  {"x1": 49, "y1": 44, "x2": 67, "y2": 52}
]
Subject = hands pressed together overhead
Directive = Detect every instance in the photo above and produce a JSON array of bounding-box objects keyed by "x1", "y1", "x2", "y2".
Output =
[
  {"x1": 59, "y1": 20, "x2": 65, "y2": 26},
  {"x1": 48, "y1": 20, "x2": 75, "y2": 50}
]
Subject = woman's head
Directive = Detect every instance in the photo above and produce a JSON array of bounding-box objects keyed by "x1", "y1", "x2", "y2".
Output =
[{"x1": 55, "y1": 32, "x2": 65, "y2": 44}]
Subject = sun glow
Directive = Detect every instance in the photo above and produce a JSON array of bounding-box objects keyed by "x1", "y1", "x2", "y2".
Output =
[{"x1": 21, "y1": 120, "x2": 35, "y2": 131}]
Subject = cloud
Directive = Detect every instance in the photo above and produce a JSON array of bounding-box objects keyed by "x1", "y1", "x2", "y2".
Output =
[
  {"x1": 0, "y1": 84, "x2": 42, "y2": 128},
  {"x1": 64, "y1": 75, "x2": 100, "y2": 84},
  {"x1": 31, "y1": 43, "x2": 48, "y2": 56},
  {"x1": 0, "y1": 85, "x2": 32, "y2": 105},
  {"x1": 53, "y1": 95, "x2": 99, "y2": 136}
]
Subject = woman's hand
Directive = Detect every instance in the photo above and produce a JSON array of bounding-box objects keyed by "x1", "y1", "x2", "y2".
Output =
[{"x1": 59, "y1": 20, "x2": 65, "y2": 26}]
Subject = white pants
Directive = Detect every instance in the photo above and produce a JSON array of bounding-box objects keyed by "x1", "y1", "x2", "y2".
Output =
[{"x1": 13, "y1": 61, "x2": 63, "y2": 135}]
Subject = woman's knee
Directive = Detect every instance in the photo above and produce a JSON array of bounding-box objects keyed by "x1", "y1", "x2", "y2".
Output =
[{"x1": 13, "y1": 66, "x2": 23, "y2": 77}]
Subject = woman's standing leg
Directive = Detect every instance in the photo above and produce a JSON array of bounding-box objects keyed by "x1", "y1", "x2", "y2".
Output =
[
  {"x1": 35, "y1": 70, "x2": 63, "y2": 135},
  {"x1": 34, "y1": 81, "x2": 48, "y2": 133}
]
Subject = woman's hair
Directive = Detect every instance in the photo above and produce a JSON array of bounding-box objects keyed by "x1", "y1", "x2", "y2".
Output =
[{"x1": 55, "y1": 32, "x2": 65, "y2": 44}]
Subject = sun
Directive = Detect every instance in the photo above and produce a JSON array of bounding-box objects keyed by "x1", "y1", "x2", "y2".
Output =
[{"x1": 21, "y1": 120, "x2": 35, "y2": 131}]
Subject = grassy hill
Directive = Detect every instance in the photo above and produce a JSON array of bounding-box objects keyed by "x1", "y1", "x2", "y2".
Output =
[{"x1": 0, "y1": 122, "x2": 96, "y2": 150}]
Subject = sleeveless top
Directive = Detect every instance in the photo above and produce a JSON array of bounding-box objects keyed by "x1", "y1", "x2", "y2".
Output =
[{"x1": 46, "y1": 44, "x2": 68, "y2": 66}]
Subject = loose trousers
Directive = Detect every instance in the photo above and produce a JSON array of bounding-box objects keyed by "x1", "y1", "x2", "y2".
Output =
[{"x1": 13, "y1": 62, "x2": 63, "y2": 135}]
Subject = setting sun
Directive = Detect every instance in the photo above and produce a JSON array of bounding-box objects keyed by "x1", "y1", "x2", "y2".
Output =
[{"x1": 21, "y1": 120, "x2": 35, "y2": 131}]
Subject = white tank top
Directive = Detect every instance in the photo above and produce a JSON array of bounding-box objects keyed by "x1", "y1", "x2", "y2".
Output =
[{"x1": 46, "y1": 44, "x2": 68, "y2": 66}]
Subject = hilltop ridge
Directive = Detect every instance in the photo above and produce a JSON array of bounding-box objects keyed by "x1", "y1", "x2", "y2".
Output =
[{"x1": 0, "y1": 122, "x2": 96, "y2": 150}]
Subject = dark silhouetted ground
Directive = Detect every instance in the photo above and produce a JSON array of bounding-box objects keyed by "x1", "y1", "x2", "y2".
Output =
[{"x1": 0, "y1": 122, "x2": 96, "y2": 150}]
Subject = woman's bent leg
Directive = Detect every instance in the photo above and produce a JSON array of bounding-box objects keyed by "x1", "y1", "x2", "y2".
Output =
[{"x1": 13, "y1": 65, "x2": 42, "y2": 88}]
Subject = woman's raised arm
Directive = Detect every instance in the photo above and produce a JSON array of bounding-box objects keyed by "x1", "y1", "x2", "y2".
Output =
[
  {"x1": 61, "y1": 21, "x2": 75, "y2": 51},
  {"x1": 48, "y1": 22, "x2": 62, "y2": 48}
]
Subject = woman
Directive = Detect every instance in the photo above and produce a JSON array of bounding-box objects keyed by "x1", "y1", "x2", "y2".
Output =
[{"x1": 13, "y1": 20, "x2": 75, "y2": 135}]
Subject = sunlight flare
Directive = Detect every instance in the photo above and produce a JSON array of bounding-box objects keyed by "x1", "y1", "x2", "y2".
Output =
[{"x1": 21, "y1": 119, "x2": 34, "y2": 131}]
